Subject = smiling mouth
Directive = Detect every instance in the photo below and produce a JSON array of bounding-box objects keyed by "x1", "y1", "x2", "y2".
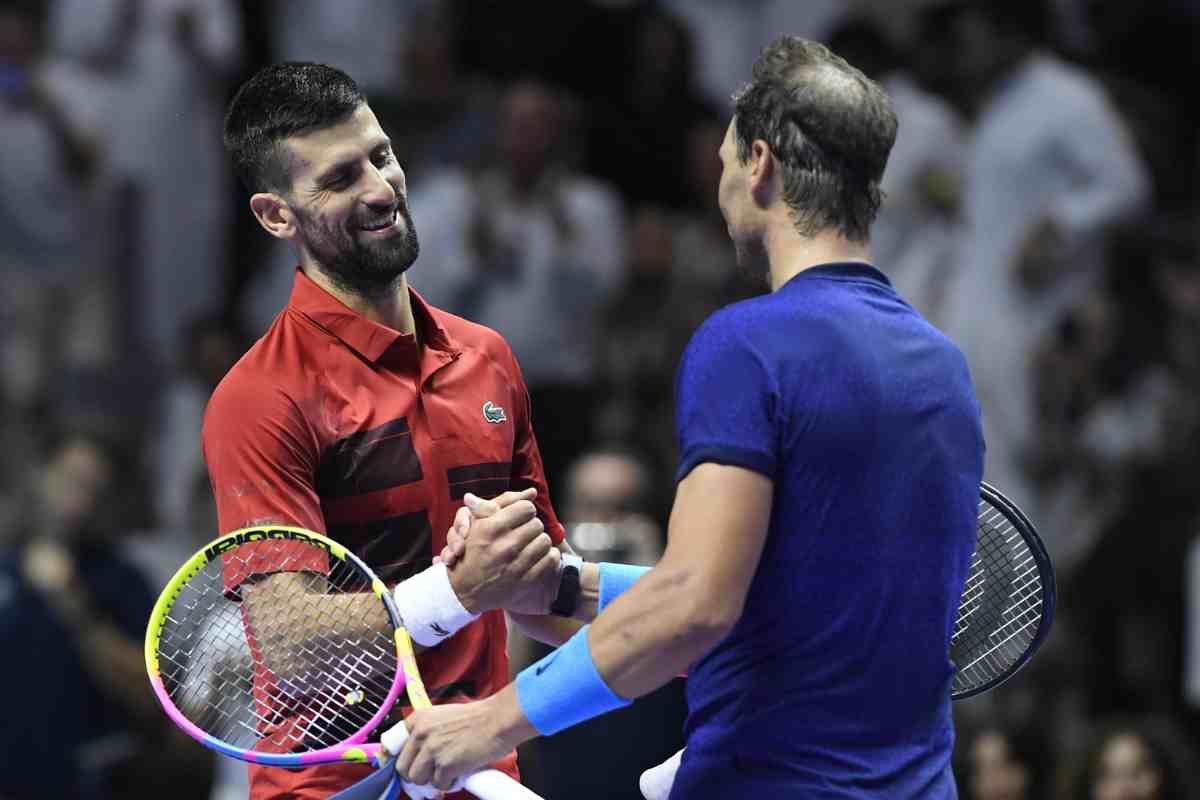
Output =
[{"x1": 360, "y1": 209, "x2": 399, "y2": 233}]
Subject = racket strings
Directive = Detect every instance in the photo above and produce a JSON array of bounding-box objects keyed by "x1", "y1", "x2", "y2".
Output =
[
  {"x1": 950, "y1": 499, "x2": 1046, "y2": 695},
  {"x1": 156, "y1": 543, "x2": 397, "y2": 753}
]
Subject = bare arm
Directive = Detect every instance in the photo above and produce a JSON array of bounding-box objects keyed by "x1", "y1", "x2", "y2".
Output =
[
  {"x1": 242, "y1": 571, "x2": 399, "y2": 678},
  {"x1": 505, "y1": 540, "x2": 594, "y2": 647},
  {"x1": 575, "y1": 463, "x2": 771, "y2": 696},
  {"x1": 395, "y1": 464, "x2": 774, "y2": 787}
]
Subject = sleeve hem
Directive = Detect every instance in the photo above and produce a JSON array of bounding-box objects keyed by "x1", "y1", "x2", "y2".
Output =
[{"x1": 675, "y1": 444, "x2": 776, "y2": 484}]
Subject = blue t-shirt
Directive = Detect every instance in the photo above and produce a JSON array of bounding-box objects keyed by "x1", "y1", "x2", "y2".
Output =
[{"x1": 671, "y1": 263, "x2": 984, "y2": 799}]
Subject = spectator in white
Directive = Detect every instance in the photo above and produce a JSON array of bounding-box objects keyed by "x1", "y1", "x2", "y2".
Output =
[
  {"x1": 0, "y1": 1, "x2": 116, "y2": 424},
  {"x1": 660, "y1": 0, "x2": 843, "y2": 108},
  {"x1": 916, "y1": 0, "x2": 1149, "y2": 515},
  {"x1": 410, "y1": 79, "x2": 626, "y2": 491},
  {"x1": 825, "y1": 15, "x2": 967, "y2": 326},
  {"x1": 50, "y1": 0, "x2": 241, "y2": 369},
  {"x1": 268, "y1": 0, "x2": 411, "y2": 95}
]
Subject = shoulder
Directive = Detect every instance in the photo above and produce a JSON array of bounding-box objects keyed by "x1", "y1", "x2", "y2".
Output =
[
  {"x1": 203, "y1": 320, "x2": 312, "y2": 437},
  {"x1": 687, "y1": 289, "x2": 828, "y2": 357},
  {"x1": 680, "y1": 296, "x2": 794, "y2": 383}
]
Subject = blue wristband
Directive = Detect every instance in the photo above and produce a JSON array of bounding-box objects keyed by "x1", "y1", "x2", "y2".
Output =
[
  {"x1": 598, "y1": 563, "x2": 650, "y2": 612},
  {"x1": 515, "y1": 625, "x2": 631, "y2": 736}
]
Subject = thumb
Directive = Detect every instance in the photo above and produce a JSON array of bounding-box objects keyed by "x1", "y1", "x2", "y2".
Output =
[{"x1": 463, "y1": 492, "x2": 499, "y2": 517}]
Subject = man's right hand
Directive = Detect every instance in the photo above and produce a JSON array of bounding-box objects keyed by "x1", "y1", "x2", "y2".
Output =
[{"x1": 446, "y1": 490, "x2": 560, "y2": 615}]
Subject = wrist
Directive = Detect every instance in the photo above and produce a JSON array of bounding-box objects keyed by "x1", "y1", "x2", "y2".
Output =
[
  {"x1": 550, "y1": 553, "x2": 583, "y2": 617},
  {"x1": 515, "y1": 625, "x2": 631, "y2": 736},
  {"x1": 446, "y1": 565, "x2": 480, "y2": 614},
  {"x1": 392, "y1": 562, "x2": 481, "y2": 647},
  {"x1": 488, "y1": 684, "x2": 539, "y2": 751}
]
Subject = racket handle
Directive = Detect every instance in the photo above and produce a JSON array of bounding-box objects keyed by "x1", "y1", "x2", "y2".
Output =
[
  {"x1": 463, "y1": 770, "x2": 544, "y2": 800},
  {"x1": 380, "y1": 722, "x2": 409, "y2": 755},
  {"x1": 378, "y1": 724, "x2": 545, "y2": 800}
]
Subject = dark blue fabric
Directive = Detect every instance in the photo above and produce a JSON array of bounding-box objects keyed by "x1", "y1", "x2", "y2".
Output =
[
  {"x1": 0, "y1": 543, "x2": 155, "y2": 800},
  {"x1": 328, "y1": 757, "x2": 397, "y2": 800},
  {"x1": 672, "y1": 262, "x2": 984, "y2": 798}
]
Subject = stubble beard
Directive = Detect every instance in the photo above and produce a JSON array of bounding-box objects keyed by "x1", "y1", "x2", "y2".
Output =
[{"x1": 297, "y1": 197, "x2": 421, "y2": 300}]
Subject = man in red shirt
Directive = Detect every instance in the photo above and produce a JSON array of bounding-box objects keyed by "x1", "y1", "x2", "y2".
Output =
[{"x1": 207, "y1": 63, "x2": 582, "y2": 799}]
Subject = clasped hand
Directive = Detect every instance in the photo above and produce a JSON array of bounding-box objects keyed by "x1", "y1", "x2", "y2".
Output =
[{"x1": 444, "y1": 488, "x2": 560, "y2": 616}]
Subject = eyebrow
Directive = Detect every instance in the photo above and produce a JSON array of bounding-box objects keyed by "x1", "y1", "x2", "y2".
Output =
[{"x1": 313, "y1": 138, "x2": 393, "y2": 188}]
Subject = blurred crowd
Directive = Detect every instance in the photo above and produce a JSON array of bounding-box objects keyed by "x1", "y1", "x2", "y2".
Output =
[{"x1": 1, "y1": 0, "x2": 1198, "y2": 798}]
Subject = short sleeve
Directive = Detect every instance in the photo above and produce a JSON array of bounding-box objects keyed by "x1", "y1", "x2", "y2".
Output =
[
  {"x1": 202, "y1": 375, "x2": 328, "y2": 593},
  {"x1": 674, "y1": 312, "x2": 780, "y2": 483}
]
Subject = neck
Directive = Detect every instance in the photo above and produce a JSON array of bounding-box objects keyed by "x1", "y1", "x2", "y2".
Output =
[
  {"x1": 762, "y1": 219, "x2": 872, "y2": 292},
  {"x1": 301, "y1": 262, "x2": 417, "y2": 336}
]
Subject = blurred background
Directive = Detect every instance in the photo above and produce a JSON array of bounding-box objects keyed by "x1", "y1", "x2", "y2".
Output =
[{"x1": 1, "y1": 0, "x2": 1198, "y2": 798}]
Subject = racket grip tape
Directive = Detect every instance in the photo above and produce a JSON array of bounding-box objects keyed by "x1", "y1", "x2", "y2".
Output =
[{"x1": 377, "y1": 724, "x2": 545, "y2": 799}]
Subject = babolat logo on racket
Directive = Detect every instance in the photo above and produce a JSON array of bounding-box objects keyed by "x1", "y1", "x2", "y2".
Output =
[{"x1": 204, "y1": 528, "x2": 333, "y2": 561}]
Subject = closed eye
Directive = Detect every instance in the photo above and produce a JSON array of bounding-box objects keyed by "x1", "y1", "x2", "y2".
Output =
[{"x1": 321, "y1": 168, "x2": 355, "y2": 191}]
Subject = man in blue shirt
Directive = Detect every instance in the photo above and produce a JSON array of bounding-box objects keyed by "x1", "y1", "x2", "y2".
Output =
[{"x1": 391, "y1": 36, "x2": 985, "y2": 798}]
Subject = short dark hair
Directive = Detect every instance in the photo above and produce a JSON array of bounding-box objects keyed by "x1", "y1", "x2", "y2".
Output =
[
  {"x1": 732, "y1": 36, "x2": 897, "y2": 242},
  {"x1": 223, "y1": 63, "x2": 365, "y2": 194}
]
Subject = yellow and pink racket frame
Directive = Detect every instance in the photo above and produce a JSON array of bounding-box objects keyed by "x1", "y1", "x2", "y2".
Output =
[{"x1": 144, "y1": 525, "x2": 431, "y2": 768}]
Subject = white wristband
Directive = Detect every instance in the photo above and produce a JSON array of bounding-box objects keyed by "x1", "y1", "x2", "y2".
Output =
[{"x1": 391, "y1": 562, "x2": 480, "y2": 647}]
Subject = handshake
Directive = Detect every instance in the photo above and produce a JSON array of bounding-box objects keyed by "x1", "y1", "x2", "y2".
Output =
[
  {"x1": 438, "y1": 487, "x2": 563, "y2": 616},
  {"x1": 380, "y1": 488, "x2": 685, "y2": 800},
  {"x1": 389, "y1": 488, "x2": 565, "y2": 649}
]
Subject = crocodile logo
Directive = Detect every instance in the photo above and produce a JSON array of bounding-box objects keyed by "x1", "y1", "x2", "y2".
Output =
[{"x1": 483, "y1": 401, "x2": 507, "y2": 424}]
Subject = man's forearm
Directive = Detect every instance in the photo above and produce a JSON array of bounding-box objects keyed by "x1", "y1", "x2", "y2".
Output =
[
  {"x1": 506, "y1": 560, "x2": 651, "y2": 646},
  {"x1": 506, "y1": 611, "x2": 585, "y2": 647},
  {"x1": 488, "y1": 559, "x2": 731, "y2": 750},
  {"x1": 586, "y1": 561, "x2": 733, "y2": 699}
]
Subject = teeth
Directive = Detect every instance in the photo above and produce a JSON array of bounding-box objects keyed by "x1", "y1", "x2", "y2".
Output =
[{"x1": 362, "y1": 210, "x2": 397, "y2": 231}]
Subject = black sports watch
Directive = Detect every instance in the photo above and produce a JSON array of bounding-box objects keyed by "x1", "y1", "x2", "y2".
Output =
[{"x1": 550, "y1": 553, "x2": 584, "y2": 617}]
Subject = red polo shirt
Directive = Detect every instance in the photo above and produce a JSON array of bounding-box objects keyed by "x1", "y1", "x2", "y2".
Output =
[{"x1": 202, "y1": 268, "x2": 564, "y2": 799}]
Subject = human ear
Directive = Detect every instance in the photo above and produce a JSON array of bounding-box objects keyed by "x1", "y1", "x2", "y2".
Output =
[
  {"x1": 249, "y1": 192, "x2": 297, "y2": 240},
  {"x1": 748, "y1": 139, "x2": 775, "y2": 205}
]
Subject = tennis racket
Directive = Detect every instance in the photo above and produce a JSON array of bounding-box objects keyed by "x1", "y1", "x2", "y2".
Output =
[
  {"x1": 950, "y1": 481, "x2": 1055, "y2": 699},
  {"x1": 144, "y1": 524, "x2": 540, "y2": 798}
]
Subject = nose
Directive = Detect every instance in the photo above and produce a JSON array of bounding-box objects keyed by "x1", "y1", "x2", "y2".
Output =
[{"x1": 362, "y1": 162, "x2": 400, "y2": 209}]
